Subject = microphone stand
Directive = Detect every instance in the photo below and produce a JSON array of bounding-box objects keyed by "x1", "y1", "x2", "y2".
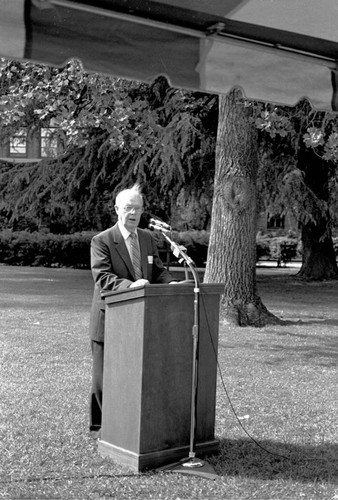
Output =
[{"x1": 150, "y1": 223, "x2": 217, "y2": 479}]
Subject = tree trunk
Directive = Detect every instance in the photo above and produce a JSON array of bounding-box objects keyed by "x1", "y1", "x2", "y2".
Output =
[
  {"x1": 297, "y1": 144, "x2": 338, "y2": 280},
  {"x1": 299, "y1": 219, "x2": 338, "y2": 280},
  {"x1": 204, "y1": 90, "x2": 280, "y2": 326}
]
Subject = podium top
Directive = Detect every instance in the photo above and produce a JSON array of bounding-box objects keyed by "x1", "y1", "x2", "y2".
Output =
[{"x1": 103, "y1": 282, "x2": 225, "y2": 305}]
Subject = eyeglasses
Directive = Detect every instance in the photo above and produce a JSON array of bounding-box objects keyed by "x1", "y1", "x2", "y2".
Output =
[{"x1": 120, "y1": 205, "x2": 143, "y2": 214}]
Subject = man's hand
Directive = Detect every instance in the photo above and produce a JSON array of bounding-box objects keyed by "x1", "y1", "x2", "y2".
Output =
[{"x1": 129, "y1": 279, "x2": 150, "y2": 288}]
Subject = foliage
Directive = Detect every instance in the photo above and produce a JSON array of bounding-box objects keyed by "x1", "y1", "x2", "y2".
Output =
[
  {"x1": 333, "y1": 237, "x2": 338, "y2": 256},
  {"x1": 0, "y1": 58, "x2": 130, "y2": 147},
  {"x1": 253, "y1": 100, "x2": 338, "y2": 228},
  {"x1": 0, "y1": 229, "x2": 209, "y2": 269},
  {"x1": 254, "y1": 100, "x2": 338, "y2": 162},
  {"x1": 256, "y1": 234, "x2": 301, "y2": 261},
  {"x1": 175, "y1": 229, "x2": 210, "y2": 266},
  {"x1": 0, "y1": 59, "x2": 217, "y2": 231},
  {"x1": 0, "y1": 230, "x2": 94, "y2": 268},
  {"x1": 0, "y1": 228, "x2": 211, "y2": 268},
  {"x1": 2, "y1": 229, "x2": 328, "y2": 269},
  {"x1": 256, "y1": 237, "x2": 271, "y2": 260}
]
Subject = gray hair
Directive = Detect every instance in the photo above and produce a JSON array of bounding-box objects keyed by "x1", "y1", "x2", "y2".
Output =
[{"x1": 115, "y1": 183, "x2": 143, "y2": 206}]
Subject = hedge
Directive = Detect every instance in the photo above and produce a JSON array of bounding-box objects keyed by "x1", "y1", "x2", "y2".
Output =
[
  {"x1": 0, "y1": 229, "x2": 210, "y2": 268},
  {"x1": 0, "y1": 230, "x2": 94, "y2": 269},
  {"x1": 0, "y1": 230, "x2": 337, "y2": 269}
]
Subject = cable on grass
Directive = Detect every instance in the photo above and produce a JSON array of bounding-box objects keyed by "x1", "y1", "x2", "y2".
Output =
[{"x1": 199, "y1": 291, "x2": 325, "y2": 464}]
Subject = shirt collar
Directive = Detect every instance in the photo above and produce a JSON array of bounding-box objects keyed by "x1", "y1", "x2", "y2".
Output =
[{"x1": 118, "y1": 221, "x2": 138, "y2": 240}]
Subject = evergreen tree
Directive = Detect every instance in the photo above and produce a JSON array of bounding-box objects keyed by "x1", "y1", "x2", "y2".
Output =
[{"x1": 0, "y1": 60, "x2": 216, "y2": 232}]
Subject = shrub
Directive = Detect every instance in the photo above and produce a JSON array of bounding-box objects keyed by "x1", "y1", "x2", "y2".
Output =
[
  {"x1": 0, "y1": 230, "x2": 94, "y2": 268},
  {"x1": 0, "y1": 230, "x2": 311, "y2": 269},
  {"x1": 175, "y1": 230, "x2": 210, "y2": 267},
  {"x1": 333, "y1": 237, "x2": 338, "y2": 256},
  {"x1": 256, "y1": 236, "x2": 271, "y2": 261},
  {"x1": 148, "y1": 229, "x2": 209, "y2": 267}
]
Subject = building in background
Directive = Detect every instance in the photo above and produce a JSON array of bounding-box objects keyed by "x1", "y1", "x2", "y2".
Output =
[
  {"x1": 257, "y1": 212, "x2": 298, "y2": 235},
  {"x1": 0, "y1": 126, "x2": 64, "y2": 163}
]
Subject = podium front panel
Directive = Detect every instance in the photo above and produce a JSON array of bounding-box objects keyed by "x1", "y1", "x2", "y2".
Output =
[{"x1": 100, "y1": 283, "x2": 223, "y2": 470}]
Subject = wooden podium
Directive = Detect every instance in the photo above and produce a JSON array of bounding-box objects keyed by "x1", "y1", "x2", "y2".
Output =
[{"x1": 98, "y1": 283, "x2": 224, "y2": 471}]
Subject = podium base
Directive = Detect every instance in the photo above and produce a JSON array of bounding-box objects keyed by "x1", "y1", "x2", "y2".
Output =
[
  {"x1": 98, "y1": 438, "x2": 219, "y2": 473},
  {"x1": 157, "y1": 457, "x2": 218, "y2": 480}
]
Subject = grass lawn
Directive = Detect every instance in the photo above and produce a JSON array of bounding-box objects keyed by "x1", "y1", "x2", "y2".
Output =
[{"x1": 0, "y1": 264, "x2": 337, "y2": 499}]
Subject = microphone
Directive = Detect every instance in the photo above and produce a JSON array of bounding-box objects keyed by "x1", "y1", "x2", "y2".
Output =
[
  {"x1": 149, "y1": 223, "x2": 170, "y2": 233},
  {"x1": 149, "y1": 218, "x2": 171, "y2": 230},
  {"x1": 148, "y1": 220, "x2": 194, "y2": 266}
]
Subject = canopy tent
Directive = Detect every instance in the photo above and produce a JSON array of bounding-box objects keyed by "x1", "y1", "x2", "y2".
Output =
[{"x1": 1, "y1": 0, "x2": 338, "y2": 111}]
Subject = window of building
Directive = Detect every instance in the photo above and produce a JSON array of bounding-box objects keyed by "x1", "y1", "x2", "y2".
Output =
[
  {"x1": 9, "y1": 130, "x2": 27, "y2": 157},
  {"x1": 267, "y1": 214, "x2": 285, "y2": 229},
  {"x1": 40, "y1": 128, "x2": 59, "y2": 158}
]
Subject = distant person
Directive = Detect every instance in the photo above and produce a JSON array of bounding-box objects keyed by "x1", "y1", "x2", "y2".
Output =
[{"x1": 89, "y1": 184, "x2": 176, "y2": 437}]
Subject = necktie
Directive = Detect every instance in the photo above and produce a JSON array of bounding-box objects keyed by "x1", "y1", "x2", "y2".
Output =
[{"x1": 129, "y1": 233, "x2": 142, "y2": 280}]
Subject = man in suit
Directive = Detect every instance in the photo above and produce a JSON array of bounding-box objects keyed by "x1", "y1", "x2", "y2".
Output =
[{"x1": 89, "y1": 184, "x2": 175, "y2": 437}]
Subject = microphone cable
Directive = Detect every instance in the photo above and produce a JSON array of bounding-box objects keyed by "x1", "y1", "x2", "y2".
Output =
[
  {"x1": 147, "y1": 220, "x2": 325, "y2": 464},
  {"x1": 198, "y1": 290, "x2": 322, "y2": 463}
]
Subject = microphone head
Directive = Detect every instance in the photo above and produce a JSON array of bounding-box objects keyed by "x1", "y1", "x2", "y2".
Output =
[
  {"x1": 148, "y1": 223, "x2": 170, "y2": 233},
  {"x1": 149, "y1": 218, "x2": 171, "y2": 229}
]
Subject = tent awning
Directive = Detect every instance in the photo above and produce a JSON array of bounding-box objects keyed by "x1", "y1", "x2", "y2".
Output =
[{"x1": 1, "y1": 0, "x2": 338, "y2": 110}]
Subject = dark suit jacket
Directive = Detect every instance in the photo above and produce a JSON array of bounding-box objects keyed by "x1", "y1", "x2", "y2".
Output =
[{"x1": 89, "y1": 223, "x2": 173, "y2": 342}]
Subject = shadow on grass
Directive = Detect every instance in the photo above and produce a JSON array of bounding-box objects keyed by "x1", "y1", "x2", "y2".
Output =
[
  {"x1": 3, "y1": 438, "x2": 337, "y2": 485},
  {"x1": 220, "y1": 334, "x2": 338, "y2": 363},
  {"x1": 0, "y1": 265, "x2": 93, "y2": 310},
  {"x1": 209, "y1": 438, "x2": 338, "y2": 483},
  {"x1": 282, "y1": 319, "x2": 338, "y2": 327},
  {"x1": 261, "y1": 335, "x2": 338, "y2": 368}
]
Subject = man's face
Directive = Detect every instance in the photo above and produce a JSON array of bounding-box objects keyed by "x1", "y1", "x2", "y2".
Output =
[{"x1": 115, "y1": 192, "x2": 143, "y2": 232}]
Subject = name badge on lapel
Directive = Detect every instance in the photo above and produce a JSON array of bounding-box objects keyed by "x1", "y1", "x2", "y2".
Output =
[{"x1": 148, "y1": 256, "x2": 153, "y2": 264}]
